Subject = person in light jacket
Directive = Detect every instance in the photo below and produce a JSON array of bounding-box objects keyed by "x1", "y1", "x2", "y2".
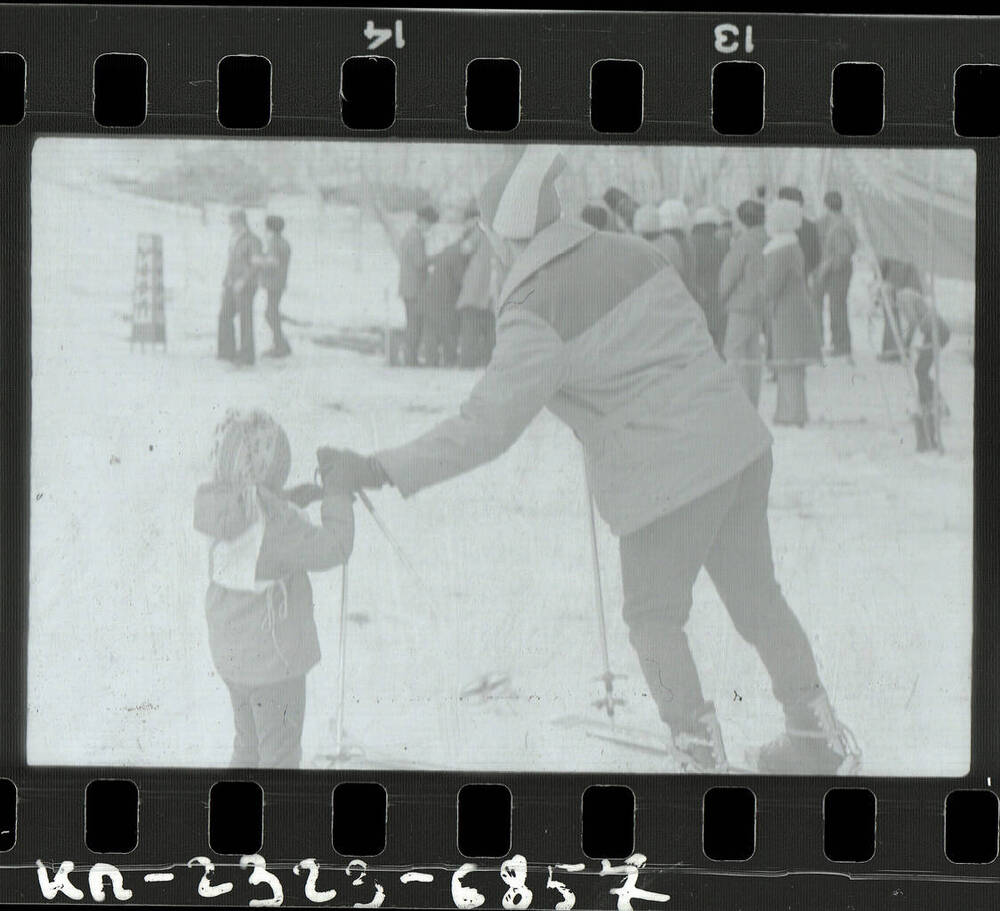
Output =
[
  {"x1": 218, "y1": 209, "x2": 263, "y2": 366},
  {"x1": 193, "y1": 409, "x2": 354, "y2": 768},
  {"x1": 374, "y1": 201, "x2": 440, "y2": 366},
  {"x1": 876, "y1": 258, "x2": 923, "y2": 362},
  {"x1": 763, "y1": 199, "x2": 823, "y2": 426},
  {"x1": 815, "y1": 190, "x2": 858, "y2": 356},
  {"x1": 313, "y1": 148, "x2": 858, "y2": 775},
  {"x1": 255, "y1": 215, "x2": 293, "y2": 358},
  {"x1": 720, "y1": 200, "x2": 768, "y2": 406}
]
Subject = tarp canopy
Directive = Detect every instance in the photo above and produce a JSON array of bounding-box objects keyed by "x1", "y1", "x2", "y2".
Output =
[
  {"x1": 88, "y1": 139, "x2": 975, "y2": 282},
  {"x1": 833, "y1": 149, "x2": 975, "y2": 283}
]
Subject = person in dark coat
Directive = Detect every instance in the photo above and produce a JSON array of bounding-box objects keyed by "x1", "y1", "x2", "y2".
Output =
[
  {"x1": 603, "y1": 186, "x2": 640, "y2": 232},
  {"x1": 218, "y1": 209, "x2": 263, "y2": 366},
  {"x1": 658, "y1": 199, "x2": 695, "y2": 291},
  {"x1": 193, "y1": 409, "x2": 354, "y2": 768},
  {"x1": 720, "y1": 200, "x2": 768, "y2": 406},
  {"x1": 374, "y1": 202, "x2": 439, "y2": 366},
  {"x1": 815, "y1": 190, "x2": 858, "y2": 356},
  {"x1": 456, "y1": 223, "x2": 498, "y2": 368},
  {"x1": 900, "y1": 289, "x2": 951, "y2": 450},
  {"x1": 580, "y1": 202, "x2": 611, "y2": 231},
  {"x1": 763, "y1": 200, "x2": 823, "y2": 426},
  {"x1": 690, "y1": 207, "x2": 730, "y2": 353},
  {"x1": 255, "y1": 215, "x2": 292, "y2": 358},
  {"x1": 418, "y1": 237, "x2": 472, "y2": 367},
  {"x1": 314, "y1": 148, "x2": 857, "y2": 775},
  {"x1": 876, "y1": 258, "x2": 924, "y2": 361}
]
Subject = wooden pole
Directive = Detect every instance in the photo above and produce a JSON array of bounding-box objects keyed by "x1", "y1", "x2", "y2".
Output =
[
  {"x1": 839, "y1": 162, "x2": 920, "y2": 401},
  {"x1": 927, "y1": 150, "x2": 945, "y2": 452}
]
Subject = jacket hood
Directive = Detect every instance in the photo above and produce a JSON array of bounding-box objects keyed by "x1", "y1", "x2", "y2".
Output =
[{"x1": 496, "y1": 218, "x2": 595, "y2": 312}]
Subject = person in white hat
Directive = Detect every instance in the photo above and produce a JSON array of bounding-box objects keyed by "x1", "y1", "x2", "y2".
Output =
[
  {"x1": 316, "y1": 147, "x2": 858, "y2": 774},
  {"x1": 658, "y1": 199, "x2": 694, "y2": 288},
  {"x1": 633, "y1": 204, "x2": 686, "y2": 279}
]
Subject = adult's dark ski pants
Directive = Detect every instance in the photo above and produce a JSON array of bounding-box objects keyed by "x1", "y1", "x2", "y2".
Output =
[
  {"x1": 218, "y1": 287, "x2": 256, "y2": 363},
  {"x1": 618, "y1": 450, "x2": 822, "y2": 731}
]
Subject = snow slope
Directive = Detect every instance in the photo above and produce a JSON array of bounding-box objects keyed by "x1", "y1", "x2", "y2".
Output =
[{"x1": 27, "y1": 155, "x2": 974, "y2": 775}]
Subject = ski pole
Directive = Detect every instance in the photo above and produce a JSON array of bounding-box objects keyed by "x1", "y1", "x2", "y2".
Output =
[
  {"x1": 313, "y1": 467, "x2": 425, "y2": 586},
  {"x1": 581, "y1": 451, "x2": 623, "y2": 721},
  {"x1": 357, "y1": 490, "x2": 425, "y2": 587},
  {"x1": 334, "y1": 561, "x2": 349, "y2": 757}
]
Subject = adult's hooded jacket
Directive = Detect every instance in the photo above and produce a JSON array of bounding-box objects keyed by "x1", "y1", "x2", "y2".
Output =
[{"x1": 375, "y1": 219, "x2": 772, "y2": 537}]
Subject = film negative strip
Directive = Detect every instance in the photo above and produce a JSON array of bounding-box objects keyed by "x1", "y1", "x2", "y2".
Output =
[{"x1": 1, "y1": 5, "x2": 998, "y2": 908}]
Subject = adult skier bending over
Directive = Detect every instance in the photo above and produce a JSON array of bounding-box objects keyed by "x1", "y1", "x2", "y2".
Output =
[{"x1": 318, "y1": 148, "x2": 858, "y2": 774}]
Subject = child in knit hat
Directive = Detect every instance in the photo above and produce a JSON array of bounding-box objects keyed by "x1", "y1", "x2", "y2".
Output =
[{"x1": 193, "y1": 408, "x2": 354, "y2": 768}]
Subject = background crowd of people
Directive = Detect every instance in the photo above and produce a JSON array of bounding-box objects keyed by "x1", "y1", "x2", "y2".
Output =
[
  {"x1": 584, "y1": 183, "x2": 866, "y2": 428},
  {"x1": 367, "y1": 175, "x2": 948, "y2": 446},
  {"x1": 371, "y1": 199, "x2": 498, "y2": 369},
  {"x1": 211, "y1": 154, "x2": 951, "y2": 451}
]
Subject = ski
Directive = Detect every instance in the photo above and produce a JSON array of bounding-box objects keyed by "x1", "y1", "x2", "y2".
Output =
[
  {"x1": 553, "y1": 714, "x2": 756, "y2": 774},
  {"x1": 744, "y1": 745, "x2": 863, "y2": 776},
  {"x1": 310, "y1": 745, "x2": 458, "y2": 771}
]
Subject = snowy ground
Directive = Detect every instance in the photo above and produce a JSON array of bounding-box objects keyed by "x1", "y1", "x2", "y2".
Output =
[{"x1": 27, "y1": 151, "x2": 974, "y2": 775}]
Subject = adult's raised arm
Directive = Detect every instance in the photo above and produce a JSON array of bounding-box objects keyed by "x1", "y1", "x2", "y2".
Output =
[{"x1": 370, "y1": 199, "x2": 403, "y2": 260}]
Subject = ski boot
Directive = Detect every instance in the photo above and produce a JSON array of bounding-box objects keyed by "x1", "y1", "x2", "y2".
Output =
[
  {"x1": 912, "y1": 410, "x2": 931, "y2": 451},
  {"x1": 912, "y1": 404, "x2": 940, "y2": 452},
  {"x1": 753, "y1": 691, "x2": 861, "y2": 775},
  {"x1": 926, "y1": 405, "x2": 942, "y2": 450},
  {"x1": 671, "y1": 702, "x2": 730, "y2": 773}
]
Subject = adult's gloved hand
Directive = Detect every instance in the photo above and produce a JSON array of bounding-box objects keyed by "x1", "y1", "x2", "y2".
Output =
[
  {"x1": 316, "y1": 447, "x2": 386, "y2": 493},
  {"x1": 284, "y1": 482, "x2": 324, "y2": 508}
]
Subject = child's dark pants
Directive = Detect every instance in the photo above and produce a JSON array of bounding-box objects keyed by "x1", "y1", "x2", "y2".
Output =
[
  {"x1": 225, "y1": 675, "x2": 307, "y2": 768},
  {"x1": 618, "y1": 450, "x2": 822, "y2": 731}
]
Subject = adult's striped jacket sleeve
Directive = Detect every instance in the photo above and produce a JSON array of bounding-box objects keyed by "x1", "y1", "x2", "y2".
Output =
[{"x1": 375, "y1": 307, "x2": 568, "y2": 497}]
